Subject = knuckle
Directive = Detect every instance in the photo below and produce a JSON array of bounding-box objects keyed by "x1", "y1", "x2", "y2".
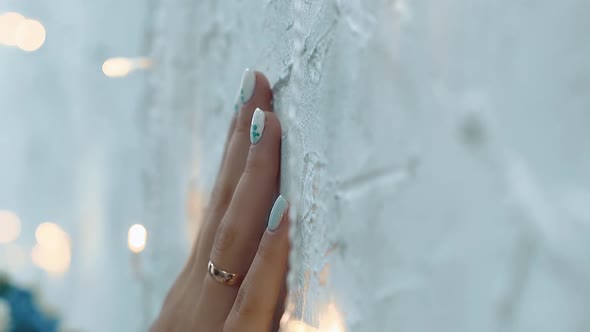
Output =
[
  {"x1": 210, "y1": 182, "x2": 233, "y2": 211},
  {"x1": 243, "y1": 151, "x2": 268, "y2": 176},
  {"x1": 212, "y1": 221, "x2": 237, "y2": 257},
  {"x1": 230, "y1": 286, "x2": 273, "y2": 323},
  {"x1": 233, "y1": 287, "x2": 254, "y2": 316},
  {"x1": 254, "y1": 236, "x2": 277, "y2": 263},
  {"x1": 234, "y1": 119, "x2": 250, "y2": 136}
]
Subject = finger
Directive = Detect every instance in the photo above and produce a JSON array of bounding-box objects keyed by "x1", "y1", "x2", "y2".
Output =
[
  {"x1": 198, "y1": 110, "x2": 282, "y2": 325},
  {"x1": 190, "y1": 114, "x2": 236, "y2": 255},
  {"x1": 218, "y1": 115, "x2": 237, "y2": 173},
  {"x1": 271, "y1": 282, "x2": 288, "y2": 332},
  {"x1": 224, "y1": 197, "x2": 289, "y2": 332},
  {"x1": 193, "y1": 70, "x2": 273, "y2": 275}
]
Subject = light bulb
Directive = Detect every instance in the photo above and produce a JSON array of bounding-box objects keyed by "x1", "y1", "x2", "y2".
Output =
[{"x1": 128, "y1": 224, "x2": 147, "y2": 253}]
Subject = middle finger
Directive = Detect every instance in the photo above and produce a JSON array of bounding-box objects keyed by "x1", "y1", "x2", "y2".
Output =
[{"x1": 193, "y1": 70, "x2": 273, "y2": 278}]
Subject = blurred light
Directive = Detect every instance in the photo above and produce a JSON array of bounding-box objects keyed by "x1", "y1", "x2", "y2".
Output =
[
  {"x1": 15, "y1": 19, "x2": 46, "y2": 52},
  {"x1": 0, "y1": 12, "x2": 25, "y2": 46},
  {"x1": 281, "y1": 302, "x2": 346, "y2": 332},
  {"x1": 0, "y1": 13, "x2": 46, "y2": 52},
  {"x1": 102, "y1": 57, "x2": 132, "y2": 77},
  {"x1": 136, "y1": 57, "x2": 153, "y2": 69},
  {"x1": 319, "y1": 303, "x2": 346, "y2": 332},
  {"x1": 282, "y1": 320, "x2": 320, "y2": 332},
  {"x1": 128, "y1": 224, "x2": 147, "y2": 253},
  {"x1": 0, "y1": 210, "x2": 21, "y2": 244},
  {"x1": 31, "y1": 243, "x2": 71, "y2": 276},
  {"x1": 32, "y1": 222, "x2": 71, "y2": 276},
  {"x1": 102, "y1": 57, "x2": 153, "y2": 78},
  {"x1": 35, "y1": 222, "x2": 67, "y2": 247}
]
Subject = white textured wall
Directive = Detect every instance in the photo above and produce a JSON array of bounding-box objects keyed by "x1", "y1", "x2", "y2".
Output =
[
  {"x1": 146, "y1": 0, "x2": 590, "y2": 331},
  {"x1": 3, "y1": 1, "x2": 590, "y2": 331}
]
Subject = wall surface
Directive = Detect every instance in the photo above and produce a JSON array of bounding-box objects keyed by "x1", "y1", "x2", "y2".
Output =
[
  {"x1": 146, "y1": 0, "x2": 590, "y2": 331},
  {"x1": 2, "y1": 0, "x2": 590, "y2": 331}
]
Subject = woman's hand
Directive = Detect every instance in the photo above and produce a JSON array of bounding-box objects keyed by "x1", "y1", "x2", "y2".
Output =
[{"x1": 151, "y1": 70, "x2": 289, "y2": 332}]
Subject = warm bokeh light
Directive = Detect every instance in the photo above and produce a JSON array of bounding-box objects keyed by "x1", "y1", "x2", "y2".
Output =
[
  {"x1": 282, "y1": 320, "x2": 320, "y2": 332},
  {"x1": 0, "y1": 12, "x2": 45, "y2": 51},
  {"x1": 0, "y1": 12, "x2": 25, "y2": 46},
  {"x1": 102, "y1": 57, "x2": 153, "y2": 77},
  {"x1": 128, "y1": 224, "x2": 147, "y2": 253},
  {"x1": 36, "y1": 222, "x2": 67, "y2": 247},
  {"x1": 32, "y1": 222, "x2": 71, "y2": 276},
  {"x1": 136, "y1": 57, "x2": 153, "y2": 69},
  {"x1": 319, "y1": 303, "x2": 346, "y2": 332},
  {"x1": 31, "y1": 243, "x2": 71, "y2": 276},
  {"x1": 102, "y1": 57, "x2": 132, "y2": 77},
  {"x1": 15, "y1": 18, "x2": 46, "y2": 52},
  {"x1": 281, "y1": 302, "x2": 346, "y2": 332},
  {"x1": 0, "y1": 210, "x2": 21, "y2": 244}
]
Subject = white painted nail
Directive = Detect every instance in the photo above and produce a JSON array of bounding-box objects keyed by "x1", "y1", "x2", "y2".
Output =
[
  {"x1": 250, "y1": 108, "x2": 265, "y2": 144},
  {"x1": 234, "y1": 68, "x2": 256, "y2": 112},
  {"x1": 268, "y1": 195, "x2": 288, "y2": 232}
]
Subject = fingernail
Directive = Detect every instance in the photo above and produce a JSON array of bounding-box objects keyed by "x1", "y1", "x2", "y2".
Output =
[
  {"x1": 234, "y1": 68, "x2": 256, "y2": 112},
  {"x1": 250, "y1": 108, "x2": 265, "y2": 144},
  {"x1": 268, "y1": 196, "x2": 288, "y2": 232}
]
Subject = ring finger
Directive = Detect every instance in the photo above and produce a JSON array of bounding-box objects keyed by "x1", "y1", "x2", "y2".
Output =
[{"x1": 197, "y1": 110, "x2": 283, "y2": 327}]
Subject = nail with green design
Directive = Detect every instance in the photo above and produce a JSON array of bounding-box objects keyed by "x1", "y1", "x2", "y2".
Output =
[
  {"x1": 233, "y1": 68, "x2": 256, "y2": 112},
  {"x1": 250, "y1": 108, "x2": 265, "y2": 144}
]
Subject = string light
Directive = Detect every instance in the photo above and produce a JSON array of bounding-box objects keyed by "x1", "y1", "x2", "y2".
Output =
[
  {"x1": 319, "y1": 303, "x2": 346, "y2": 332},
  {"x1": 32, "y1": 222, "x2": 71, "y2": 276},
  {"x1": 0, "y1": 12, "x2": 25, "y2": 46},
  {"x1": 15, "y1": 19, "x2": 46, "y2": 52},
  {"x1": 0, "y1": 12, "x2": 45, "y2": 51},
  {"x1": 102, "y1": 57, "x2": 152, "y2": 78},
  {"x1": 281, "y1": 302, "x2": 346, "y2": 332},
  {"x1": 0, "y1": 210, "x2": 21, "y2": 244},
  {"x1": 102, "y1": 58, "x2": 132, "y2": 77},
  {"x1": 128, "y1": 224, "x2": 147, "y2": 253}
]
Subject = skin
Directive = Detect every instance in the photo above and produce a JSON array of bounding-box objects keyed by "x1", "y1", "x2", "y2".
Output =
[{"x1": 150, "y1": 72, "x2": 289, "y2": 332}]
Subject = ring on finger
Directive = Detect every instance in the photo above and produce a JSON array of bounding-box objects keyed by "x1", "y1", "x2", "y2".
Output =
[{"x1": 207, "y1": 260, "x2": 243, "y2": 287}]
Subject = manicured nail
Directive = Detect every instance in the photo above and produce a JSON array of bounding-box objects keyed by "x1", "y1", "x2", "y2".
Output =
[
  {"x1": 250, "y1": 108, "x2": 265, "y2": 144},
  {"x1": 268, "y1": 196, "x2": 288, "y2": 232},
  {"x1": 234, "y1": 68, "x2": 256, "y2": 112}
]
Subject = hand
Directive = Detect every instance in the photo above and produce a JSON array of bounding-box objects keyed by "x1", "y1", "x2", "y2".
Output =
[{"x1": 151, "y1": 70, "x2": 289, "y2": 332}]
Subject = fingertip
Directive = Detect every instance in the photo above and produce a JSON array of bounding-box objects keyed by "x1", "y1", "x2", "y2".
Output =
[
  {"x1": 267, "y1": 195, "x2": 288, "y2": 232},
  {"x1": 235, "y1": 70, "x2": 273, "y2": 134},
  {"x1": 254, "y1": 71, "x2": 272, "y2": 102},
  {"x1": 243, "y1": 110, "x2": 282, "y2": 179},
  {"x1": 261, "y1": 111, "x2": 282, "y2": 142},
  {"x1": 249, "y1": 72, "x2": 273, "y2": 115}
]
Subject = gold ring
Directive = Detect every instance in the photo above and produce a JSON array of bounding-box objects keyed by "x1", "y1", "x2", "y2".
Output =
[{"x1": 208, "y1": 261, "x2": 242, "y2": 287}]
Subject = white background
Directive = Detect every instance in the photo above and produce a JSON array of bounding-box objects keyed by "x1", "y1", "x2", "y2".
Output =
[{"x1": 2, "y1": 0, "x2": 590, "y2": 331}]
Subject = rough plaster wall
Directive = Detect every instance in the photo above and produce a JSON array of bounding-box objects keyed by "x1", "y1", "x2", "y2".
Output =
[{"x1": 146, "y1": 0, "x2": 590, "y2": 331}]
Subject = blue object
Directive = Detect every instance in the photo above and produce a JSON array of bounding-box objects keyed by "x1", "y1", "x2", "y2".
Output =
[{"x1": 0, "y1": 283, "x2": 59, "y2": 332}]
